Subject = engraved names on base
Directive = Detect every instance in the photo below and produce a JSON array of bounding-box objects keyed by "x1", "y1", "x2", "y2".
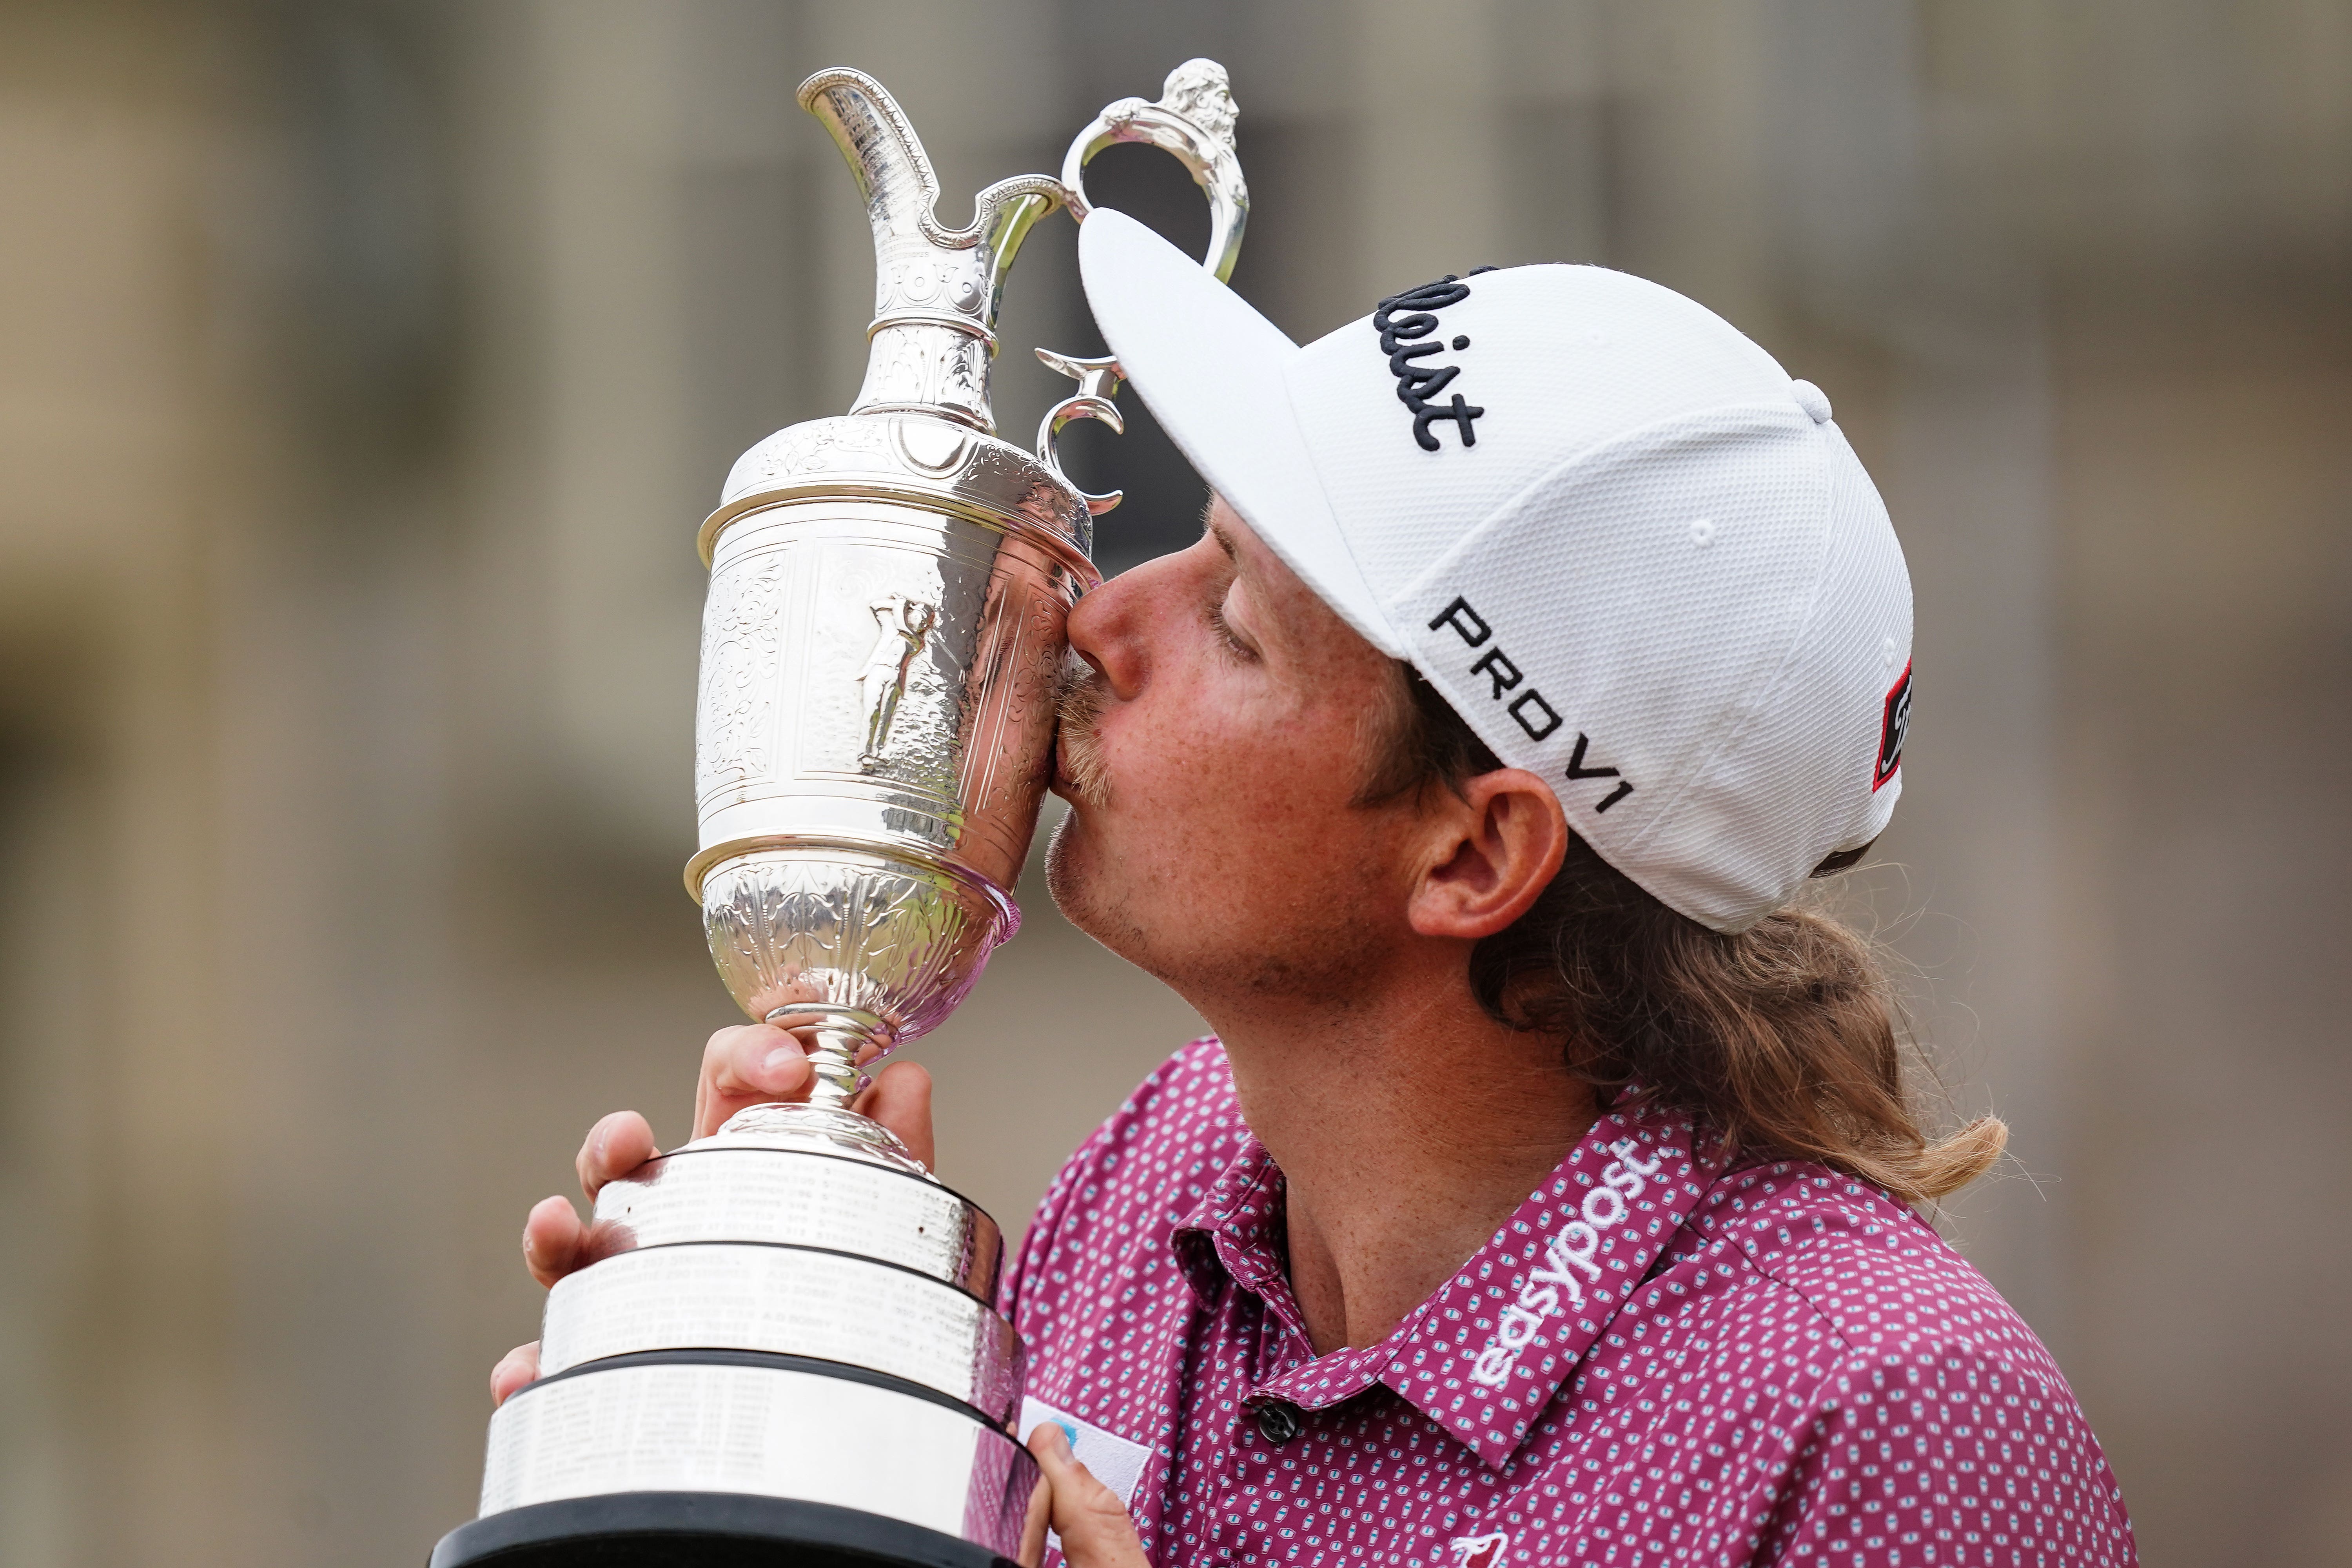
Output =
[
  {"x1": 540, "y1": 1243, "x2": 1021, "y2": 1421},
  {"x1": 601, "y1": 1148, "x2": 996, "y2": 1295},
  {"x1": 480, "y1": 1361, "x2": 1029, "y2": 1551}
]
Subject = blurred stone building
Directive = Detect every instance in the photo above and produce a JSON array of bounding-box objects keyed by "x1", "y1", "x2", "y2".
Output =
[{"x1": 0, "y1": 2, "x2": 2345, "y2": 1563}]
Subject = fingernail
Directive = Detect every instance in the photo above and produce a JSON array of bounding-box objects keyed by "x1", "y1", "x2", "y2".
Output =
[{"x1": 762, "y1": 1047, "x2": 796, "y2": 1082}]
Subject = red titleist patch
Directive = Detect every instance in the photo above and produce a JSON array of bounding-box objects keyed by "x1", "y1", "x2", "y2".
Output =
[{"x1": 1873, "y1": 661, "x2": 1912, "y2": 791}]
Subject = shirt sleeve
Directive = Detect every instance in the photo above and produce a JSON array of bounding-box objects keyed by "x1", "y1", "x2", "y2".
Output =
[{"x1": 1758, "y1": 1347, "x2": 2138, "y2": 1566}]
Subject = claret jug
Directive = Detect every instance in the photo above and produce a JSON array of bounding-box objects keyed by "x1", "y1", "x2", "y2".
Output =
[{"x1": 432, "y1": 58, "x2": 1247, "y2": 1568}]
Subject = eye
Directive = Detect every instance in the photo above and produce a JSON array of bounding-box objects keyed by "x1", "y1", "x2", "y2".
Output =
[{"x1": 1205, "y1": 596, "x2": 1258, "y2": 661}]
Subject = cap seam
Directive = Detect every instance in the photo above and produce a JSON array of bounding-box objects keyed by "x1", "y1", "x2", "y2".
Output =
[
  {"x1": 1605, "y1": 422, "x2": 1837, "y2": 886},
  {"x1": 1386, "y1": 397, "x2": 1823, "y2": 629}
]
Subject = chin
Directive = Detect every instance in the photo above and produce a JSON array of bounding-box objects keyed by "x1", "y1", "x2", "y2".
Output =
[{"x1": 1043, "y1": 809, "x2": 1152, "y2": 969}]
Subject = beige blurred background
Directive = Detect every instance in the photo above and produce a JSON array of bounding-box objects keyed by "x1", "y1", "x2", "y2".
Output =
[{"x1": 0, "y1": 1, "x2": 2346, "y2": 1563}]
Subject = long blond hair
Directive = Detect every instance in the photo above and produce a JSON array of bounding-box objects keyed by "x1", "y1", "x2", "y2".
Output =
[{"x1": 1365, "y1": 666, "x2": 2004, "y2": 1205}]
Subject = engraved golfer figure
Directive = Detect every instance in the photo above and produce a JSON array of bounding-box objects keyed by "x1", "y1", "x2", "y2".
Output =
[{"x1": 857, "y1": 594, "x2": 938, "y2": 771}]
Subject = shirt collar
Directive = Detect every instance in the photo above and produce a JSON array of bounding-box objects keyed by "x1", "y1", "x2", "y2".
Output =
[
  {"x1": 1171, "y1": 1135, "x2": 1289, "y2": 1312},
  {"x1": 1169, "y1": 1099, "x2": 1720, "y2": 1470}
]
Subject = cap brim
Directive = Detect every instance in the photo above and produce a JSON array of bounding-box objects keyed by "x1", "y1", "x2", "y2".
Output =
[{"x1": 1078, "y1": 210, "x2": 1404, "y2": 657}]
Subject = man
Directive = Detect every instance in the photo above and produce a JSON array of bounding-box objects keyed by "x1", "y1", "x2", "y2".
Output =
[{"x1": 495, "y1": 211, "x2": 2135, "y2": 1566}]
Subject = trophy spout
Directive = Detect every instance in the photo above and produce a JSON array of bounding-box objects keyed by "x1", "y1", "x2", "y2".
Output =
[{"x1": 798, "y1": 68, "x2": 1069, "y2": 434}]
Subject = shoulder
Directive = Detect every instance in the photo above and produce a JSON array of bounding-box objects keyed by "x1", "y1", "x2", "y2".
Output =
[
  {"x1": 1000, "y1": 1036, "x2": 1244, "y2": 1318},
  {"x1": 1665, "y1": 1166, "x2": 2145, "y2": 1561},
  {"x1": 1684, "y1": 1160, "x2": 2056, "y2": 1379},
  {"x1": 1671, "y1": 1160, "x2": 2134, "y2": 1556}
]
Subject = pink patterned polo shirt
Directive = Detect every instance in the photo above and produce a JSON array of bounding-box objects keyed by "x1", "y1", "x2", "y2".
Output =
[{"x1": 1002, "y1": 1038, "x2": 2134, "y2": 1567}]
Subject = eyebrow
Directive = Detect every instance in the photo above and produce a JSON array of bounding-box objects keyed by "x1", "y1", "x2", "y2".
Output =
[{"x1": 1205, "y1": 515, "x2": 1241, "y2": 565}]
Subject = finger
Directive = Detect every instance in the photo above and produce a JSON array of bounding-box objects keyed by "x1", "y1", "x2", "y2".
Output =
[
  {"x1": 1026, "y1": 1424, "x2": 1149, "y2": 1568},
  {"x1": 575, "y1": 1111, "x2": 659, "y2": 1200},
  {"x1": 490, "y1": 1341, "x2": 541, "y2": 1406},
  {"x1": 856, "y1": 1061, "x2": 935, "y2": 1171},
  {"x1": 522, "y1": 1194, "x2": 585, "y2": 1289},
  {"x1": 1018, "y1": 1466, "x2": 1052, "y2": 1568},
  {"x1": 695, "y1": 1024, "x2": 816, "y2": 1139}
]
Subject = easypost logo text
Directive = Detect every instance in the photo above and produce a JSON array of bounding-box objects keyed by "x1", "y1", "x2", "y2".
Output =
[{"x1": 1469, "y1": 1138, "x2": 1665, "y2": 1389}]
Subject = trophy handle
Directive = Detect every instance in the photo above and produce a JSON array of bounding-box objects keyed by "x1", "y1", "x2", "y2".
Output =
[
  {"x1": 1060, "y1": 58, "x2": 1249, "y2": 283},
  {"x1": 1032, "y1": 349, "x2": 1127, "y2": 515}
]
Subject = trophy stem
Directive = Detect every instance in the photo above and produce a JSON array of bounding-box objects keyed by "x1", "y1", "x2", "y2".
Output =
[
  {"x1": 728, "y1": 1003, "x2": 929, "y2": 1173},
  {"x1": 770, "y1": 1009, "x2": 869, "y2": 1111}
]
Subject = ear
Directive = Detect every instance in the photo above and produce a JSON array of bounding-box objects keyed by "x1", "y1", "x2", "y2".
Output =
[{"x1": 1406, "y1": 768, "x2": 1570, "y2": 940}]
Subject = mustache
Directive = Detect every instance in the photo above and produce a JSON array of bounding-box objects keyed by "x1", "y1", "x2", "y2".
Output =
[{"x1": 1052, "y1": 652, "x2": 1113, "y2": 808}]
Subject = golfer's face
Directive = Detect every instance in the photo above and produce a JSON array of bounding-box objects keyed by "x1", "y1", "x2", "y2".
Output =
[{"x1": 1045, "y1": 496, "x2": 1414, "y2": 996}]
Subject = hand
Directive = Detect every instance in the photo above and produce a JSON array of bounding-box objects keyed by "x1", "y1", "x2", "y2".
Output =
[
  {"x1": 1018, "y1": 1424, "x2": 1149, "y2": 1568},
  {"x1": 488, "y1": 1023, "x2": 938, "y2": 1406}
]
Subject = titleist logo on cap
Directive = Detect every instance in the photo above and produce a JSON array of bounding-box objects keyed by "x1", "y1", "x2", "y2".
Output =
[{"x1": 1372, "y1": 269, "x2": 1497, "y2": 451}]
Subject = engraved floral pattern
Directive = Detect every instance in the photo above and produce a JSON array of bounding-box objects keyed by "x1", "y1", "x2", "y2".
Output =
[
  {"x1": 700, "y1": 849, "x2": 1016, "y2": 1046},
  {"x1": 695, "y1": 551, "x2": 790, "y2": 800},
  {"x1": 855, "y1": 328, "x2": 991, "y2": 423},
  {"x1": 721, "y1": 417, "x2": 896, "y2": 505}
]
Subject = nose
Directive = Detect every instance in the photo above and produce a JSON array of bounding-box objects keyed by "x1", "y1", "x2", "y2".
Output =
[{"x1": 1066, "y1": 553, "x2": 1178, "y2": 702}]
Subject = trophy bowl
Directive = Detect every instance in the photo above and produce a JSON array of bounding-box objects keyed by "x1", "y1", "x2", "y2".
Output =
[{"x1": 684, "y1": 429, "x2": 1103, "y2": 1169}]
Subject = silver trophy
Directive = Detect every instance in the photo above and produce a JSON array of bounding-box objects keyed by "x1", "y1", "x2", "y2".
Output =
[{"x1": 432, "y1": 61, "x2": 1245, "y2": 1568}]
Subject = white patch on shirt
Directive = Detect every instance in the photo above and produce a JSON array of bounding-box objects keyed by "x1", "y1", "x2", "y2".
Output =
[
  {"x1": 1450, "y1": 1529, "x2": 1512, "y2": 1567},
  {"x1": 1019, "y1": 1395, "x2": 1152, "y2": 1555},
  {"x1": 1469, "y1": 1138, "x2": 1665, "y2": 1389}
]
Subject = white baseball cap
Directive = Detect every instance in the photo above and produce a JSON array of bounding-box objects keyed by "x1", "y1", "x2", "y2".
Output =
[{"x1": 1078, "y1": 209, "x2": 1913, "y2": 933}]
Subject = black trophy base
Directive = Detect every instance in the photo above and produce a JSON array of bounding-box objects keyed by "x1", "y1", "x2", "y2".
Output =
[{"x1": 429, "y1": 1492, "x2": 1018, "y2": 1568}]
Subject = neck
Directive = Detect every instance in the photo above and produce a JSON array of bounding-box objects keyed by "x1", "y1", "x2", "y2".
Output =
[{"x1": 1197, "y1": 951, "x2": 1599, "y2": 1356}]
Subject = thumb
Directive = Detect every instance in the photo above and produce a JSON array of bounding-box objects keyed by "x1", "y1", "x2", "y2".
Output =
[{"x1": 1024, "y1": 1423, "x2": 1148, "y2": 1568}]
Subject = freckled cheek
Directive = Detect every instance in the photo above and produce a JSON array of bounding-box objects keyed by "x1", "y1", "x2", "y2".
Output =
[
  {"x1": 1081, "y1": 716, "x2": 1242, "y2": 871},
  {"x1": 1112, "y1": 704, "x2": 1353, "y2": 846},
  {"x1": 1109, "y1": 711, "x2": 1246, "y2": 813}
]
